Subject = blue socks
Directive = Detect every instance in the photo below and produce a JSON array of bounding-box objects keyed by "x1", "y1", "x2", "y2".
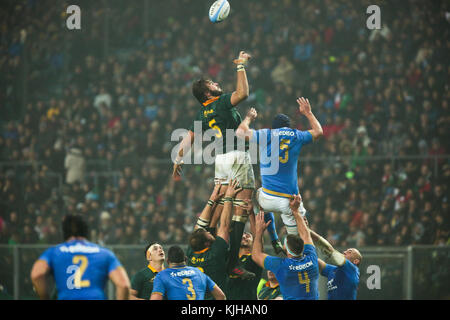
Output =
[{"x1": 264, "y1": 212, "x2": 278, "y2": 242}]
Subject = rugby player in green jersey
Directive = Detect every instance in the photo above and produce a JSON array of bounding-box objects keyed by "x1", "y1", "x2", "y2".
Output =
[
  {"x1": 173, "y1": 51, "x2": 256, "y2": 279},
  {"x1": 257, "y1": 270, "x2": 283, "y2": 300},
  {"x1": 224, "y1": 203, "x2": 263, "y2": 300},
  {"x1": 130, "y1": 242, "x2": 165, "y2": 300},
  {"x1": 187, "y1": 180, "x2": 253, "y2": 299},
  {"x1": 225, "y1": 230, "x2": 263, "y2": 300}
]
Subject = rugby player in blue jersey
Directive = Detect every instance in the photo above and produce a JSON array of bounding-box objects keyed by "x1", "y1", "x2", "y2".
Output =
[
  {"x1": 251, "y1": 195, "x2": 320, "y2": 300},
  {"x1": 150, "y1": 245, "x2": 225, "y2": 300},
  {"x1": 236, "y1": 97, "x2": 323, "y2": 253},
  {"x1": 30, "y1": 214, "x2": 131, "y2": 300},
  {"x1": 309, "y1": 229, "x2": 362, "y2": 300}
]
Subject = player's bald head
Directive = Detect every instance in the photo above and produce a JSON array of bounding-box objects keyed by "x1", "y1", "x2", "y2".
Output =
[{"x1": 344, "y1": 248, "x2": 362, "y2": 266}]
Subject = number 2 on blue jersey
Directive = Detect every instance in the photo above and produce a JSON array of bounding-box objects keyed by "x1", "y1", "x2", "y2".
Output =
[{"x1": 66, "y1": 255, "x2": 91, "y2": 289}]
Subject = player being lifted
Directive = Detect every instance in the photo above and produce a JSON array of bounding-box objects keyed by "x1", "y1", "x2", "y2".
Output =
[
  {"x1": 173, "y1": 51, "x2": 256, "y2": 277},
  {"x1": 236, "y1": 97, "x2": 323, "y2": 252}
]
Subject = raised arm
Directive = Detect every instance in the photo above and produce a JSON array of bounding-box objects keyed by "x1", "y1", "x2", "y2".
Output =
[
  {"x1": 297, "y1": 97, "x2": 323, "y2": 141},
  {"x1": 251, "y1": 210, "x2": 271, "y2": 268},
  {"x1": 194, "y1": 184, "x2": 225, "y2": 230},
  {"x1": 172, "y1": 130, "x2": 195, "y2": 179},
  {"x1": 289, "y1": 195, "x2": 314, "y2": 245},
  {"x1": 310, "y1": 229, "x2": 346, "y2": 267},
  {"x1": 230, "y1": 51, "x2": 251, "y2": 106},
  {"x1": 216, "y1": 179, "x2": 243, "y2": 243},
  {"x1": 236, "y1": 108, "x2": 257, "y2": 141}
]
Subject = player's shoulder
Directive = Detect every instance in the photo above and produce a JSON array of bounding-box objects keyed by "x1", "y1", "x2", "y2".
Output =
[
  {"x1": 136, "y1": 266, "x2": 152, "y2": 276},
  {"x1": 212, "y1": 235, "x2": 229, "y2": 251},
  {"x1": 215, "y1": 93, "x2": 233, "y2": 109},
  {"x1": 303, "y1": 243, "x2": 317, "y2": 254},
  {"x1": 39, "y1": 243, "x2": 59, "y2": 260},
  {"x1": 218, "y1": 93, "x2": 232, "y2": 102},
  {"x1": 342, "y1": 259, "x2": 360, "y2": 274}
]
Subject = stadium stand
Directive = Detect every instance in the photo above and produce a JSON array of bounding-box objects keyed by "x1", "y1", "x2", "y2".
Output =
[{"x1": 0, "y1": 0, "x2": 448, "y2": 251}]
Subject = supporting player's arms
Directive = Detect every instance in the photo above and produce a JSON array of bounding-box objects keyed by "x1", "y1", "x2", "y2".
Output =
[
  {"x1": 172, "y1": 130, "x2": 195, "y2": 179},
  {"x1": 109, "y1": 266, "x2": 131, "y2": 300},
  {"x1": 195, "y1": 184, "x2": 225, "y2": 230},
  {"x1": 289, "y1": 195, "x2": 314, "y2": 245},
  {"x1": 211, "y1": 285, "x2": 226, "y2": 300},
  {"x1": 310, "y1": 229, "x2": 346, "y2": 267},
  {"x1": 30, "y1": 259, "x2": 51, "y2": 299},
  {"x1": 230, "y1": 51, "x2": 251, "y2": 106},
  {"x1": 251, "y1": 210, "x2": 271, "y2": 268},
  {"x1": 216, "y1": 179, "x2": 243, "y2": 243},
  {"x1": 236, "y1": 107, "x2": 257, "y2": 141},
  {"x1": 247, "y1": 202, "x2": 256, "y2": 237},
  {"x1": 297, "y1": 97, "x2": 323, "y2": 141}
]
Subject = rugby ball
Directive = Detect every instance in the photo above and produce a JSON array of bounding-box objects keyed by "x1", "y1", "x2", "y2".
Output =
[{"x1": 209, "y1": 0, "x2": 230, "y2": 23}]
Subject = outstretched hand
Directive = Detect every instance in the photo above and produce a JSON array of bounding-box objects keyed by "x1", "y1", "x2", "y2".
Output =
[
  {"x1": 172, "y1": 160, "x2": 183, "y2": 179},
  {"x1": 225, "y1": 179, "x2": 243, "y2": 198},
  {"x1": 209, "y1": 184, "x2": 225, "y2": 203},
  {"x1": 255, "y1": 211, "x2": 271, "y2": 234},
  {"x1": 246, "y1": 107, "x2": 257, "y2": 121},
  {"x1": 297, "y1": 97, "x2": 312, "y2": 115},
  {"x1": 289, "y1": 194, "x2": 302, "y2": 212},
  {"x1": 234, "y1": 51, "x2": 252, "y2": 65}
]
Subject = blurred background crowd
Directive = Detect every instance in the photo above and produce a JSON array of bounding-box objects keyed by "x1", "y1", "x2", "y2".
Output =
[{"x1": 0, "y1": 0, "x2": 449, "y2": 249}]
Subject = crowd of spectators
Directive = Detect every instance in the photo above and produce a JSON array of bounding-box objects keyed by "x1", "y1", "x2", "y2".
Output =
[{"x1": 0, "y1": 0, "x2": 449, "y2": 250}]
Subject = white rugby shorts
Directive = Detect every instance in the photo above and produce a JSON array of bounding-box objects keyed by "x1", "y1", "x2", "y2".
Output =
[
  {"x1": 256, "y1": 187, "x2": 307, "y2": 235},
  {"x1": 214, "y1": 150, "x2": 255, "y2": 189}
]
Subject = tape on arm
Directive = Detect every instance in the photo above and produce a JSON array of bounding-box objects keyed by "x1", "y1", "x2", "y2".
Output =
[
  {"x1": 329, "y1": 251, "x2": 346, "y2": 267},
  {"x1": 315, "y1": 235, "x2": 346, "y2": 267}
]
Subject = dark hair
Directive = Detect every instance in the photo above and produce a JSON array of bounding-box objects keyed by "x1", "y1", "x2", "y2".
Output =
[
  {"x1": 192, "y1": 79, "x2": 210, "y2": 103},
  {"x1": 62, "y1": 214, "x2": 89, "y2": 240},
  {"x1": 286, "y1": 234, "x2": 304, "y2": 256},
  {"x1": 145, "y1": 242, "x2": 159, "y2": 259},
  {"x1": 167, "y1": 245, "x2": 186, "y2": 264},
  {"x1": 272, "y1": 114, "x2": 291, "y2": 129},
  {"x1": 188, "y1": 229, "x2": 209, "y2": 252}
]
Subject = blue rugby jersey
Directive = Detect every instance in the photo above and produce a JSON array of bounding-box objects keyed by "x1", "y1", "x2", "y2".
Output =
[
  {"x1": 152, "y1": 265, "x2": 217, "y2": 300},
  {"x1": 264, "y1": 244, "x2": 319, "y2": 300},
  {"x1": 252, "y1": 127, "x2": 312, "y2": 199},
  {"x1": 38, "y1": 239, "x2": 122, "y2": 300},
  {"x1": 321, "y1": 260, "x2": 360, "y2": 300}
]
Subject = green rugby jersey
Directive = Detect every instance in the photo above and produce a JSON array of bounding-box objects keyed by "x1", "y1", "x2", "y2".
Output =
[
  {"x1": 131, "y1": 264, "x2": 160, "y2": 299},
  {"x1": 225, "y1": 253, "x2": 263, "y2": 300},
  {"x1": 258, "y1": 281, "x2": 282, "y2": 300},
  {"x1": 189, "y1": 93, "x2": 248, "y2": 154},
  {"x1": 186, "y1": 236, "x2": 229, "y2": 293}
]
